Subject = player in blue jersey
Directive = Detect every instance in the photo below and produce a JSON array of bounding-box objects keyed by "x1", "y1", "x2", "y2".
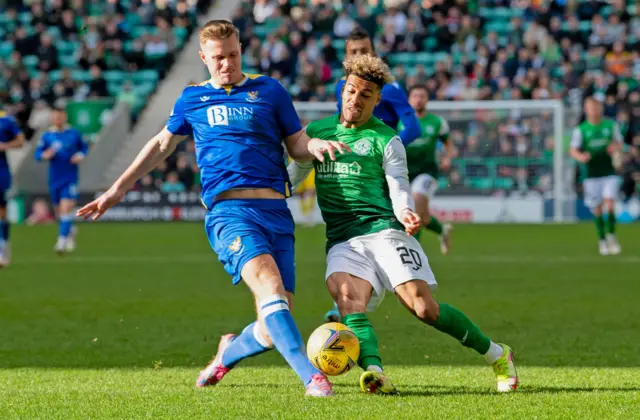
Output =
[
  {"x1": 35, "y1": 107, "x2": 88, "y2": 254},
  {"x1": 324, "y1": 27, "x2": 422, "y2": 322},
  {"x1": 77, "y1": 20, "x2": 349, "y2": 397},
  {"x1": 334, "y1": 27, "x2": 421, "y2": 146},
  {"x1": 0, "y1": 111, "x2": 25, "y2": 268}
]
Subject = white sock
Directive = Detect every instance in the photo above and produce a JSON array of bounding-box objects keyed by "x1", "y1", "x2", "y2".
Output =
[
  {"x1": 367, "y1": 365, "x2": 383, "y2": 373},
  {"x1": 484, "y1": 341, "x2": 504, "y2": 364}
]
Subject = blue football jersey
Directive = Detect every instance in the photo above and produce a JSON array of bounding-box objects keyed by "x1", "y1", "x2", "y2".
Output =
[
  {"x1": 166, "y1": 74, "x2": 302, "y2": 209},
  {"x1": 0, "y1": 114, "x2": 22, "y2": 171},
  {"x1": 35, "y1": 126, "x2": 88, "y2": 189},
  {"x1": 335, "y1": 78, "x2": 421, "y2": 145}
]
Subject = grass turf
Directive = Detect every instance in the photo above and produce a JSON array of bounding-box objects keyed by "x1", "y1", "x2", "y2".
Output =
[{"x1": 1, "y1": 223, "x2": 639, "y2": 419}]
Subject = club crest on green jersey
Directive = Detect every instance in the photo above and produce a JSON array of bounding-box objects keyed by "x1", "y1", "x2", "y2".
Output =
[{"x1": 353, "y1": 139, "x2": 372, "y2": 156}]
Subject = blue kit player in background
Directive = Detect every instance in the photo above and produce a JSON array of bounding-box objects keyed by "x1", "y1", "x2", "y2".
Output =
[
  {"x1": 334, "y1": 27, "x2": 421, "y2": 146},
  {"x1": 35, "y1": 106, "x2": 88, "y2": 254},
  {"x1": 0, "y1": 111, "x2": 25, "y2": 268},
  {"x1": 77, "y1": 20, "x2": 349, "y2": 397},
  {"x1": 324, "y1": 27, "x2": 422, "y2": 322}
]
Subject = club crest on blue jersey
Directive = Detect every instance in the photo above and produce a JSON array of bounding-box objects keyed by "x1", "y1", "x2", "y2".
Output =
[
  {"x1": 228, "y1": 236, "x2": 244, "y2": 254},
  {"x1": 246, "y1": 91, "x2": 260, "y2": 103}
]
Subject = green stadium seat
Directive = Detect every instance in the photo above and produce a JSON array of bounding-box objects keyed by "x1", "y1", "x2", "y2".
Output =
[
  {"x1": 133, "y1": 82, "x2": 156, "y2": 97},
  {"x1": 438, "y1": 178, "x2": 450, "y2": 189},
  {"x1": 46, "y1": 26, "x2": 61, "y2": 39},
  {"x1": 18, "y1": 12, "x2": 32, "y2": 24},
  {"x1": 331, "y1": 39, "x2": 345, "y2": 50},
  {"x1": 423, "y1": 37, "x2": 438, "y2": 51},
  {"x1": 495, "y1": 177, "x2": 515, "y2": 190},
  {"x1": 253, "y1": 25, "x2": 271, "y2": 38},
  {"x1": 57, "y1": 40, "x2": 77, "y2": 56},
  {"x1": 71, "y1": 69, "x2": 91, "y2": 82},
  {"x1": 58, "y1": 55, "x2": 78, "y2": 68},
  {"x1": 132, "y1": 70, "x2": 159, "y2": 84},
  {"x1": 104, "y1": 70, "x2": 126, "y2": 83},
  {"x1": 0, "y1": 41, "x2": 13, "y2": 59},
  {"x1": 466, "y1": 178, "x2": 493, "y2": 190},
  {"x1": 22, "y1": 55, "x2": 39, "y2": 68},
  {"x1": 131, "y1": 26, "x2": 159, "y2": 39},
  {"x1": 48, "y1": 69, "x2": 62, "y2": 82}
]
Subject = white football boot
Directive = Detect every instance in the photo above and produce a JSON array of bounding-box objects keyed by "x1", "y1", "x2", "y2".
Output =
[
  {"x1": 598, "y1": 240, "x2": 609, "y2": 256},
  {"x1": 606, "y1": 234, "x2": 621, "y2": 255}
]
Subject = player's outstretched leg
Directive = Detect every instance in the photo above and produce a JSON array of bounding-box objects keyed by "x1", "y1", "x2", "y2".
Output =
[
  {"x1": 395, "y1": 280, "x2": 518, "y2": 392},
  {"x1": 243, "y1": 255, "x2": 333, "y2": 397},
  {"x1": 0, "y1": 206, "x2": 10, "y2": 268},
  {"x1": 591, "y1": 204, "x2": 609, "y2": 255},
  {"x1": 328, "y1": 272, "x2": 397, "y2": 395},
  {"x1": 603, "y1": 198, "x2": 621, "y2": 254},
  {"x1": 196, "y1": 321, "x2": 274, "y2": 388}
]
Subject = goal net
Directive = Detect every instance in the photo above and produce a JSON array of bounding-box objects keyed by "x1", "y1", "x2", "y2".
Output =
[{"x1": 293, "y1": 100, "x2": 575, "y2": 224}]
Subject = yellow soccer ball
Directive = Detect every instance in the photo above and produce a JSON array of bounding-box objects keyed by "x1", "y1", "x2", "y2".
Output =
[{"x1": 306, "y1": 322, "x2": 360, "y2": 376}]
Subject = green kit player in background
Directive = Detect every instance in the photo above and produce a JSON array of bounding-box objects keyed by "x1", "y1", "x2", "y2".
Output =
[
  {"x1": 399, "y1": 84, "x2": 454, "y2": 254},
  {"x1": 570, "y1": 96, "x2": 624, "y2": 255},
  {"x1": 289, "y1": 55, "x2": 518, "y2": 395}
]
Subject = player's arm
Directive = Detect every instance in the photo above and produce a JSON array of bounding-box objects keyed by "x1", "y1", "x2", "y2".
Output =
[
  {"x1": 335, "y1": 79, "x2": 344, "y2": 113},
  {"x1": 274, "y1": 81, "x2": 350, "y2": 161},
  {"x1": 608, "y1": 122, "x2": 624, "y2": 154},
  {"x1": 0, "y1": 119, "x2": 25, "y2": 151},
  {"x1": 70, "y1": 131, "x2": 89, "y2": 164},
  {"x1": 77, "y1": 96, "x2": 190, "y2": 220},
  {"x1": 383, "y1": 136, "x2": 420, "y2": 235},
  {"x1": 389, "y1": 84, "x2": 421, "y2": 146},
  {"x1": 34, "y1": 133, "x2": 56, "y2": 161},
  {"x1": 569, "y1": 128, "x2": 590, "y2": 163},
  {"x1": 286, "y1": 160, "x2": 314, "y2": 190}
]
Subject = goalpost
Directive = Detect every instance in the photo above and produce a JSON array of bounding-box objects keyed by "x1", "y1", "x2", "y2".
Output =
[{"x1": 293, "y1": 100, "x2": 574, "y2": 223}]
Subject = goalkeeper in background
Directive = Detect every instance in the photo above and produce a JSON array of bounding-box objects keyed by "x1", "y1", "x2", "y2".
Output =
[
  {"x1": 400, "y1": 84, "x2": 454, "y2": 254},
  {"x1": 569, "y1": 96, "x2": 624, "y2": 255},
  {"x1": 289, "y1": 55, "x2": 518, "y2": 395}
]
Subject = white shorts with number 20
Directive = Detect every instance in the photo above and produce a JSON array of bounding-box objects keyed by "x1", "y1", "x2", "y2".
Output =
[
  {"x1": 583, "y1": 175, "x2": 620, "y2": 209},
  {"x1": 325, "y1": 229, "x2": 438, "y2": 312},
  {"x1": 411, "y1": 174, "x2": 438, "y2": 199}
]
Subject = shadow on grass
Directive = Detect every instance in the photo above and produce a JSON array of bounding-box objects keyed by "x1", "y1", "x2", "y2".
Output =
[{"x1": 393, "y1": 385, "x2": 640, "y2": 397}]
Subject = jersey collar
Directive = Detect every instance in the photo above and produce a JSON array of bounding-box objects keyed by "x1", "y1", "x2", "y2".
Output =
[{"x1": 209, "y1": 73, "x2": 249, "y2": 90}]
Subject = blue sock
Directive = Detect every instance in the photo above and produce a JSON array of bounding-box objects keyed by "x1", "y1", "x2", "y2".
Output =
[
  {"x1": 260, "y1": 295, "x2": 320, "y2": 385},
  {"x1": 0, "y1": 219, "x2": 8, "y2": 243},
  {"x1": 59, "y1": 214, "x2": 73, "y2": 238},
  {"x1": 221, "y1": 322, "x2": 273, "y2": 368}
]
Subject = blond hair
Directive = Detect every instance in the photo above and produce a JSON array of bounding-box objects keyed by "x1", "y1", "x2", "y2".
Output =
[
  {"x1": 343, "y1": 55, "x2": 394, "y2": 88},
  {"x1": 199, "y1": 19, "x2": 239, "y2": 44}
]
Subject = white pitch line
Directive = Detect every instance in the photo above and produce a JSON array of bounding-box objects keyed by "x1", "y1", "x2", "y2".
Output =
[{"x1": 15, "y1": 254, "x2": 640, "y2": 265}]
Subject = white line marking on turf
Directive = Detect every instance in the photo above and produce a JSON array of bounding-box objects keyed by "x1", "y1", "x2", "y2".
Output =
[{"x1": 19, "y1": 254, "x2": 640, "y2": 265}]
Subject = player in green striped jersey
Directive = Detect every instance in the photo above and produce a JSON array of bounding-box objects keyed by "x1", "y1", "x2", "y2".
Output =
[
  {"x1": 400, "y1": 85, "x2": 454, "y2": 254},
  {"x1": 569, "y1": 96, "x2": 624, "y2": 255},
  {"x1": 289, "y1": 55, "x2": 518, "y2": 395}
]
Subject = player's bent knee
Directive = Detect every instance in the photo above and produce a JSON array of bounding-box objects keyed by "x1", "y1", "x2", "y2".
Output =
[
  {"x1": 242, "y1": 254, "x2": 286, "y2": 298},
  {"x1": 327, "y1": 272, "x2": 370, "y2": 315}
]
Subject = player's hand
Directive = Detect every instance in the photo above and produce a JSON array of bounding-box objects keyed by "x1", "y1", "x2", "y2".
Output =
[
  {"x1": 400, "y1": 208, "x2": 421, "y2": 236},
  {"x1": 70, "y1": 152, "x2": 85, "y2": 164},
  {"x1": 76, "y1": 187, "x2": 124, "y2": 220},
  {"x1": 579, "y1": 152, "x2": 591, "y2": 163},
  {"x1": 307, "y1": 138, "x2": 351, "y2": 162}
]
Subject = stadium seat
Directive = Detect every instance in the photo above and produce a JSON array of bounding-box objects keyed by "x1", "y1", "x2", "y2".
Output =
[
  {"x1": 132, "y1": 70, "x2": 159, "y2": 84},
  {"x1": 0, "y1": 41, "x2": 12, "y2": 58}
]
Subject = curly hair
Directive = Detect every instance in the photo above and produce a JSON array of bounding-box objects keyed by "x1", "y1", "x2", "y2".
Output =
[{"x1": 343, "y1": 55, "x2": 394, "y2": 89}]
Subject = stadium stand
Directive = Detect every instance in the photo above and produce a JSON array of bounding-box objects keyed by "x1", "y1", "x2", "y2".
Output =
[
  {"x1": 0, "y1": 0, "x2": 211, "y2": 141},
  {"x1": 1, "y1": 0, "x2": 638, "y2": 196}
]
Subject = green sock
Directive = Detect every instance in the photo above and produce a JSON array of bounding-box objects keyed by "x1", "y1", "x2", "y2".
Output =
[
  {"x1": 432, "y1": 303, "x2": 491, "y2": 355},
  {"x1": 594, "y1": 215, "x2": 606, "y2": 240},
  {"x1": 425, "y1": 216, "x2": 443, "y2": 235},
  {"x1": 342, "y1": 313, "x2": 382, "y2": 371},
  {"x1": 605, "y1": 212, "x2": 616, "y2": 235}
]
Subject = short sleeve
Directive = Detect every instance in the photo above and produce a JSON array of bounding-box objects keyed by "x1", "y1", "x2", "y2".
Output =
[
  {"x1": 8, "y1": 118, "x2": 22, "y2": 138},
  {"x1": 272, "y1": 80, "x2": 302, "y2": 138},
  {"x1": 570, "y1": 128, "x2": 582, "y2": 149},
  {"x1": 439, "y1": 117, "x2": 450, "y2": 137},
  {"x1": 166, "y1": 95, "x2": 192, "y2": 136},
  {"x1": 612, "y1": 123, "x2": 623, "y2": 143}
]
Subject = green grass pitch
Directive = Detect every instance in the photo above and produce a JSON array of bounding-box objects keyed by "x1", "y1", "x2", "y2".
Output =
[{"x1": 1, "y1": 222, "x2": 639, "y2": 419}]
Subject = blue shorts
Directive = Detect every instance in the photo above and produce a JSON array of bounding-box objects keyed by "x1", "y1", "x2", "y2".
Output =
[
  {"x1": 50, "y1": 182, "x2": 78, "y2": 205},
  {"x1": 0, "y1": 168, "x2": 11, "y2": 208},
  {"x1": 205, "y1": 198, "x2": 296, "y2": 293}
]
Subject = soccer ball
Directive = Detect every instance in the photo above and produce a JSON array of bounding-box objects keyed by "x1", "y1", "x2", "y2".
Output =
[{"x1": 306, "y1": 322, "x2": 360, "y2": 376}]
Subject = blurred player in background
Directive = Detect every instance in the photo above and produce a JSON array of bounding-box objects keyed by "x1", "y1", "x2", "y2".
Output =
[
  {"x1": 77, "y1": 20, "x2": 348, "y2": 397},
  {"x1": 0, "y1": 111, "x2": 25, "y2": 267},
  {"x1": 570, "y1": 96, "x2": 624, "y2": 255},
  {"x1": 290, "y1": 55, "x2": 518, "y2": 395},
  {"x1": 400, "y1": 84, "x2": 454, "y2": 254},
  {"x1": 335, "y1": 27, "x2": 421, "y2": 146},
  {"x1": 35, "y1": 107, "x2": 88, "y2": 254},
  {"x1": 325, "y1": 26, "x2": 421, "y2": 322}
]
